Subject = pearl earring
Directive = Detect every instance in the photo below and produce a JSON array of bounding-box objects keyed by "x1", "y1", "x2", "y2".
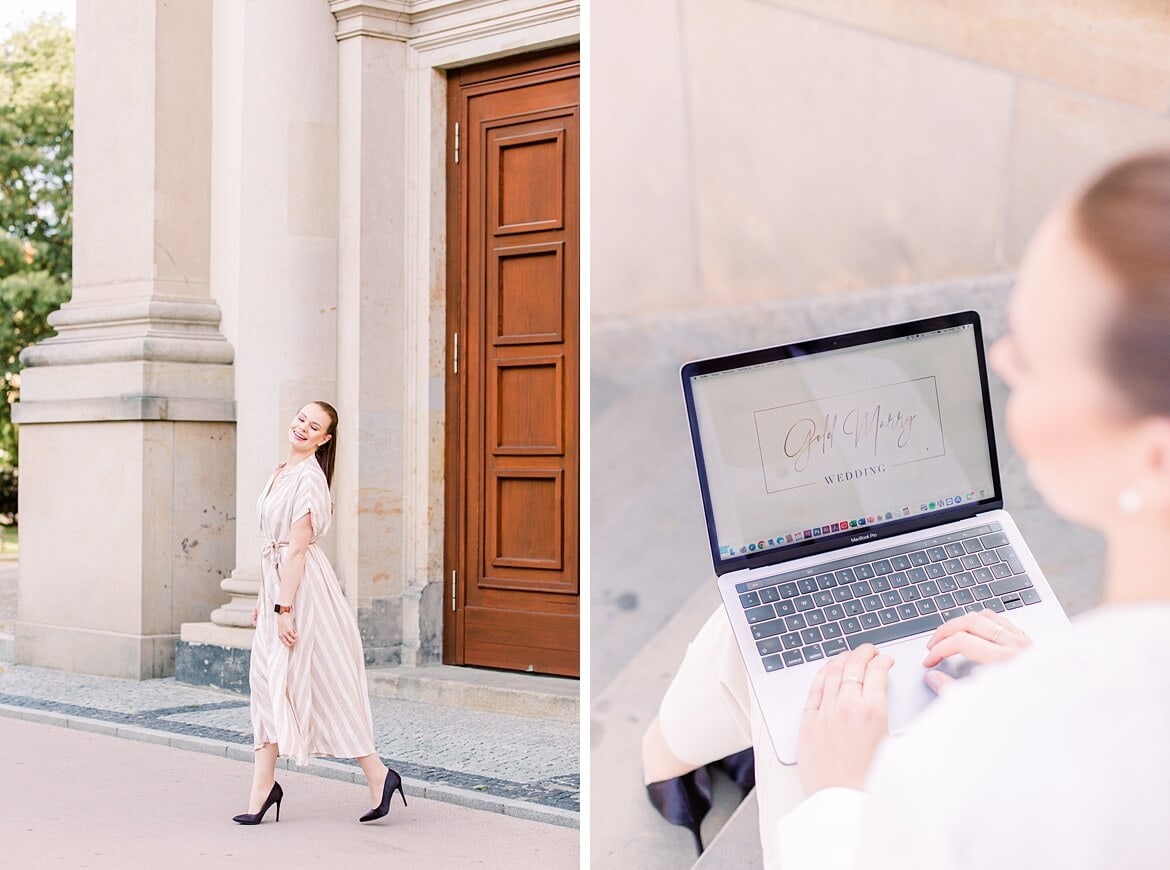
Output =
[{"x1": 1118, "y1": 487, "x2": 1144, "y2": 514}]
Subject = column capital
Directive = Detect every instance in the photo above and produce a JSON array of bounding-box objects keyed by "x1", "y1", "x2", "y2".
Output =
[
  {"x1": 328, "y1": 0, "x2": 580, "y2": 51},
  {"x1": 330, "y1": 0, "x2": 411, "y2": 42}
]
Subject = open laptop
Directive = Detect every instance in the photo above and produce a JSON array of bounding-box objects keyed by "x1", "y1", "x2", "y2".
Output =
[{"x1": 681, "y1": 311, "x2": 1069, "y2": 765}]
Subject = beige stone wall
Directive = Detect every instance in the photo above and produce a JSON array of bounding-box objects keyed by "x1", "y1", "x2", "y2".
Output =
[
  {"x1": 18, "y1": 419, "x2": 235, "y2": 678},
  {"x1": 591, "y1": 0, "x2": 1170, "y2": 318}
]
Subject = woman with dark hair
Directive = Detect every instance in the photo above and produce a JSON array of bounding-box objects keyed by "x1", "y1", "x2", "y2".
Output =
[
  {"x1": 233, "y1": 401, "x2": 406, "y2": 825},
  {"x1": 642, "y1": 150, "x2": 1170, "y2": 868}
]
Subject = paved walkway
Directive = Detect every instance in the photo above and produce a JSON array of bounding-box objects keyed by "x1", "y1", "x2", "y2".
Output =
[
  {"x1": 0, "y1": 563, "x2": 579, "y2": 856},
  {"x1": 0, "y1": 662, "x2": 579, "y2": 821},
  {"x1": 0, "y1": 715, "x2": 578, "y2": 869}
]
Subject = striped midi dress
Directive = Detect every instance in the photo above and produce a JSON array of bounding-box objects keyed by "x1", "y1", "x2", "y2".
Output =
[{"x1": 249, "y1": 457, "x2": 376, "y2": 765}]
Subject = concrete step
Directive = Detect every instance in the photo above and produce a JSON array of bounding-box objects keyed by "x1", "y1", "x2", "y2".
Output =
[
  {"x1": 0, "y1": 631, "x2": 12, "y2": 664},
  {"x1": 591, "y1": 581, "x2": 756, "y2": 868},
  {"x1": 366, "y1": 664, "x2": 578, "y2": 722},
  {"x1": 694, "y1": 791, "x2": 764, "y2": 869}
]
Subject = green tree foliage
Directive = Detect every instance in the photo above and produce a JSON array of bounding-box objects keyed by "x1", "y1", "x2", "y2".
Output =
[{"x1": 0, "y1": 16, "x2": 73, "y2": 517}]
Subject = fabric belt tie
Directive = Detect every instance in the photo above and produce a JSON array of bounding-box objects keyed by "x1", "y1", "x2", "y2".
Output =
[
  {"x1": 260, "y1": 539, "x2": 289, "y2": 600},
  {"x1": 260, "y1": 539, "x2": 289, "y2": 562}
]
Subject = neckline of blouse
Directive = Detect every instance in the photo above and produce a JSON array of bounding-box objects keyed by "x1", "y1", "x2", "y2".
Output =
[{"x1": 275, "y1": 456, "x2": 315, "y2": 477}]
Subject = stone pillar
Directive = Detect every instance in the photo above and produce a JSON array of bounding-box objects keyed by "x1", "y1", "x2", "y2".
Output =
[
  {"x1": 176, "y1": 0, "x2": 340, "y2": 688},
  {"x1": 13, "y1": 0, "x2": 236, "y2": 679},
  {"x1": 331, "y1": 10, "x2": 413, "y2": 667}
]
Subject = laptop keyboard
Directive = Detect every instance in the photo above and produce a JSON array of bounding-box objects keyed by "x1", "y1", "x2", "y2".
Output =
[{"x1": 735, "y1": 523, "x2": 1042, "y2": 673}]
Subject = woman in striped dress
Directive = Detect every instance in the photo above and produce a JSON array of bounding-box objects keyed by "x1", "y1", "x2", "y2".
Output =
[{"x1": 232, "y1": 400, "x2": 406, "y2": 825}]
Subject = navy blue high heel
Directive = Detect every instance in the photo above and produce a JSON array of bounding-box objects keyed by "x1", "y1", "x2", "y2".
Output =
[
  {"x1": 233, "y1": 781, "x2": 283, "y2": 825},
  {"x1": 713, "y1": 746, "x2": 756, "y2": 797},
  {"x1": 645, "y1": 748, "x2": 756, "y2": 854},
  {"x1": 645, "y1": 765, "x2": 714, "y2": 854},
  {"x1": 360, "y1": 768, "x2": 406, "y2": 822}
]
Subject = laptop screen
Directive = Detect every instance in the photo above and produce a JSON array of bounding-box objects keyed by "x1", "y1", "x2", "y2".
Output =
[{"x1": 683, "y1": 312, "x2": 1001, "y2": 574}]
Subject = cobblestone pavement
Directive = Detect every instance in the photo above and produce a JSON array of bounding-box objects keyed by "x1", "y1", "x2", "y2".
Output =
[
  {"x1": 0, "y1": 662, "x2": 579, "y2": 823},
  {"x1": 0, "y1": 561, "x2": 578, "y2": 823}
]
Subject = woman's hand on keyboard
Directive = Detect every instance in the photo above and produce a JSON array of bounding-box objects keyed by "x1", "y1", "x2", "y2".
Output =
[
  {"x1": 921, "y1": 610, "x2": 1032, "y2": 693},
  {"x1": 797, "y1": 643, "x2": 894, "y2": 795}
]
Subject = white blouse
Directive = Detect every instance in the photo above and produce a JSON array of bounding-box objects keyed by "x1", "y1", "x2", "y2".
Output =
[{"x1": 774, "y1": 603, "x2": 1170, "y2": 869}]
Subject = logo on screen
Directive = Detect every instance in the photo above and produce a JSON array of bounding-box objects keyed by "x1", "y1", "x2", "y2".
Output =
[{"x1": 753, "y1": 378, "x2": 947, "y2": 495}]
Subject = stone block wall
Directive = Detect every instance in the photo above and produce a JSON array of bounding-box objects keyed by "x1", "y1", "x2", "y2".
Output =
[{"x1": 592, "y1": 0, "x2": 1170, "y2": 319}]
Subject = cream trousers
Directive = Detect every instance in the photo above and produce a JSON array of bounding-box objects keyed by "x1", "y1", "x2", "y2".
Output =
[{"x1": 657, "y1": 606, "x2": 806, "y2": 865}]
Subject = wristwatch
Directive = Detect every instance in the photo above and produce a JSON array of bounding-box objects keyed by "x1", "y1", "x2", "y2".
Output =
[{"x1": 274, "y1": 604, "x2": 292, "y2": 614}]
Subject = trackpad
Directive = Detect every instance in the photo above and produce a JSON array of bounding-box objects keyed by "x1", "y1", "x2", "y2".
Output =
[{"x1": 885, "y1": 638, "x2": 940, "y2": 733}]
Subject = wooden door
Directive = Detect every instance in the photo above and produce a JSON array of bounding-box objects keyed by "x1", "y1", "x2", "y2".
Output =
[{"x1": 444, "y1": 48, "x2": 580, "y2": 677}]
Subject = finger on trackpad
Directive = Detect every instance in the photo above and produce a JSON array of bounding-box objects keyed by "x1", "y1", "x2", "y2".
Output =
[{"x1": 932, "y1": 654, "x2": 981, "y2": 682}]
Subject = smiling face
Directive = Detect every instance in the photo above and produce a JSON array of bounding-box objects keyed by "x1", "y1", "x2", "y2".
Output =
[
  {"x1": 288, "y1": 403, "x2": 334, "y2": 454},
  {"x1": 989, "y1": 205, "x2": 1150, "y2": 529}
]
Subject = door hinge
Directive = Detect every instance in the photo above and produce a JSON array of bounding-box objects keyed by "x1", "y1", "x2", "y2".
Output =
[
  {"x1": 454, "y1": 122, "x2": 460, "y2": 164},
  {"x1": 451, "y1": 569, "x2": 457, "y2": 612},
  {"x1": 452, "y1": 332, "x2": 459, "y2": 374}
]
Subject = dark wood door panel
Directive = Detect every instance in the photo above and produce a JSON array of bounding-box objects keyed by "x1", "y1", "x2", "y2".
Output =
[
  {"x1": 490, "y1": 129, "x2": 565, "y2": 234},
  {"x1": 490, "y1": 241, "x2": 566, "y2": 345},
  {"x1": 488, "y1": 354, "x2": 565, "y2": 455},
  {"x1": 464, "y1": 606, "x2": 579, "y2": 676}
]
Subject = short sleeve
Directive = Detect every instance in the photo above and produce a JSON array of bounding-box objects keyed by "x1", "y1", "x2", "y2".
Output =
[{"x1": 290, "y1": 462, "x2": 332, "y2": 541}]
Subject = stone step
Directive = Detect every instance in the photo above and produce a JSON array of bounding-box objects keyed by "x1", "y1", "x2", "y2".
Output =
[
  {"x1": 0, "y1": 631, "x2": 13, "y2": 664},
  {"x1": 177, "y1": 624, "x2": 579, "y2": 722},
  {"x1": 694, "y1": 792, "x2": 763, "y2": 869},
  {"x1": 366, "y1": 664, "x2": 578, "y2": 722},
  {"x1": 592, "y1": 581, "x2": 755, "y2": 868}
]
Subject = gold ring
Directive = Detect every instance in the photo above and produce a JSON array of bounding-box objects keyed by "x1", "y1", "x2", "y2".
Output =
[
  {"x1": 990, "y1": 623, "x2": 1005, "y2": 644},
  {"x1": 842, "y1": 676, "x2": 863, "y2": 686}
]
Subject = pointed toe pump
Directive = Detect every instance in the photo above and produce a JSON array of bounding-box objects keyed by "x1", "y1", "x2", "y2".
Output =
[
  {"x1": 360, "y1": 768, "x2": 407, "y2": 822},
  {"x1": 233, "y1": 781, "x2": 283, "y2": 825},
  {"x1": 714, "y1": 746, "x2": 756, "y2": 797},
  {"x1": 645, "y1": 765, "x2": 714, "y2": 855}
]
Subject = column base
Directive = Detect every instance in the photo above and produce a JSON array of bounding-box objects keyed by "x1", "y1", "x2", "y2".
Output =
[
  {"x1": 15, "y1": 621, "x2": 178, "y2": 679},
  {"x1": 209, "y1": 569, "x2": 260, "y2": 628},
  {"x1": 175, "y1": 622, "x2": 253, "y2": 694}
]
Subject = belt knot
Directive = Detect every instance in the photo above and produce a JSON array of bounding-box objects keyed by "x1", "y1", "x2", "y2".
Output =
[{"x1": 261, "y1": 539, "x2": 289, "y2": 561}]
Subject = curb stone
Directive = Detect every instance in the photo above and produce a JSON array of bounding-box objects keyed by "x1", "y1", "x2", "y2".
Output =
[{"x1": 0, "y1": 702, "x2": 579, "y2": 829}]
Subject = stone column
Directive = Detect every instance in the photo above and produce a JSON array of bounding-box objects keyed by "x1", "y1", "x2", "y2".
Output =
[
  {"x1": 332, "y1": 8, "x2": 414, "y2": 665},
  {"x1": 13, "y1": 0, "x2": 236, "y2": 679},
  {"x1": 177, "y1": 0, "x2": 340, "y2": 688}
]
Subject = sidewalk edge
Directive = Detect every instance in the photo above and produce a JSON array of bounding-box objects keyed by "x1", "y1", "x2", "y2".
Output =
[{"x1": 0, "y1": 703, "x2": 578, "y2": 829}]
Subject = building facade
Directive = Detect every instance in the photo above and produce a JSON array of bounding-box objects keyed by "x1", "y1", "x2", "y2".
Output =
[{"x1": 13, "y1": 0, "x2": 581, "y2": 684}]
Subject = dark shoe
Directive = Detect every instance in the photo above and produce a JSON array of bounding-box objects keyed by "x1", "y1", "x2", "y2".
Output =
[
  {"x1": 233, "y1": 781, "x2": 283, "y2": 825},
  {"x1": 645, "y1": 765, "x2": 713, "y2": 855},
  {"x1": 713, "y1": 747, "x2": 756, "y2": 797},
  {"x1": 359, "y1": 768, "x2": 407, "y2": 822}
]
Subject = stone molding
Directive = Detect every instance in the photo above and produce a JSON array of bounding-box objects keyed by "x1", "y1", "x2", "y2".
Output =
[
  {"x1": 329, "y1": 0, "x2": 578, "y2": 50},
  {"x1": 21, "y1": 298, "x2": 234, "y2": 368},
  {"x1": 12, "y1": 396, "x2": 235, "y2": 424}
]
